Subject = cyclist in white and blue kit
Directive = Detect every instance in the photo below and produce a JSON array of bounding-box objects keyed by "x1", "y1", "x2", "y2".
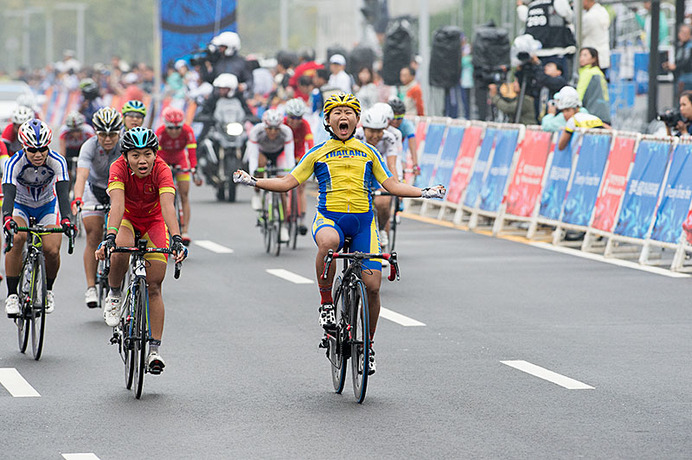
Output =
[{"x1": 3, "y1": 119, "x2": 76, "y2": 317}]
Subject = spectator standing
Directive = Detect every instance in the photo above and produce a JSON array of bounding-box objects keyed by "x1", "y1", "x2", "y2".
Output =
[
  {"x1": 355, "y1": 67, "x2": 379, "y2": 110},
  {"x1": 664, "y1": 25, "x2": 692, "y2": 93},
  {"x1": 635, "y1": 1, "x2": 670, "y2": 48},
  {"x1": 398, "y1": 66, "x2": 425, "y2": 116},
  {"x1": 460, "y1": 38, "x2": 474, "y2": 120},
  {"x1": 122, "y1": 73, "x2": 145, "y2": 104},
  {"x1": 576, "y1": 47, "x2": 610, "y2": 124},
  {"x1": 581, "y1": 0, "x2": 611, "y2": 71},
  {"x1": 489, "y1": 81, "x2": 536, "y2": 125},
  {"x1": 516, "y1": 0, "x2": 577, "y2": 77},
  {"x1": 289, "y1": 48, "x2": 323, "y2": 101},
  {"x1": 327, "y1": 54, "x2": 352, "y2": 93}
]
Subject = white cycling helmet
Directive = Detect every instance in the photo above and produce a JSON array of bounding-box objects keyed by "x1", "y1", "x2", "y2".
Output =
[
  {"x1": 262, "y1": 109, "x2": 283, "y2": 128},
  {"x1": 212, "y1": 31, "x2": 241, "y2": 56},
  {"x1": 12, "y1": 106, "x2": 35, "y2": 125},
  {"x1": 361, "y1": 109, "x2": 389, "y2": 130},
  {"x1": 213, "y1": 73, "x2": 239, "y2": 91},
  {"x1": 65, "y1": 111, "x2": 86, "y2": 129},
  {"x1": 285, "y1": 98, "x2": 307, "y2": 118},
  {"x1": 554, "y1": 86, "x2": 581, "y2": 111},
  {"x1": 372, "y1": 102, "x2": 394, "y2": 122}
]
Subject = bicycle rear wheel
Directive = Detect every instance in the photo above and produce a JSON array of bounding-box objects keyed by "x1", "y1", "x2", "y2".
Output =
[
  {"x1": 388, "y1": 196, "x2": 399, "y2": 251},
  {"x1": 329, "y1": 276, "x2": 348, "y2": 393},
  {"x1": 132, "y1": 278, "x2": 148, "y2": 399},
  {"x1": 16, "y1": 262, "x2": 32, "y2": 353},
  {"x1": 30, "y1": 256, "x2": 47, "y2": 361},
  {"x1": 271, "y1": 193, "x2": 282, "y2": 257},
  {"x1": 96, "y1": 260, "x2": 109, "y2": 310},
  {"x1": 288, "y1": 189, "x2": 299, "y2": 250},
  {"x1": 350, "y1": 280, "x2": 370, "y2": 403}
]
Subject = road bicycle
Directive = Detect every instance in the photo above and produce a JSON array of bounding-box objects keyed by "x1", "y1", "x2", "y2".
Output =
[
  {"x1": 255, "y1": 165, "x2": 289, "y2": 256},
  {"x1": 285, "y1": 186, "x2": 301, "y2": 250},
  {"x1": 105, "y1": 239, "x2": 181, "y2": 399},
  {"x1": 372, "y1": 190, "x2": 402, "y2": 252},
  {"x1": 5, "y1": 218, "x2": 74, "y2": 360},
  {"x1": 79, "y1": 203, "x2": 111, "y2": 310},
  {"x1": 321, "y1": 244, "x2": 400, "y2": 403}
]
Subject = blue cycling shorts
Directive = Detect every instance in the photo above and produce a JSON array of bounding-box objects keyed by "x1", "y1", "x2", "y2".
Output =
[
  {"x1": 14, "y1": 200, "x2": 59, "y2": 227},
  {"x1": 312, "y1": 209, "x2": 382, "y2": 271}
]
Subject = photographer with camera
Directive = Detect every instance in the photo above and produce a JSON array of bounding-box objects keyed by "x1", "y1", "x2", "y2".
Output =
[
  {"x1": 662, "y1": 91, "x2": 692, "y2": 137},
  {"x1": 197, "y1": 31, "x2": 254, "y2": 97},
  {"x1": 78, "y1": 78, "x2": 104, "y2": 129}
]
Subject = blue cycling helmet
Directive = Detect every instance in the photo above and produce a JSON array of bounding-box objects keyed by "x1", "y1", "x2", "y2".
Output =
[{"x1": 120, "y1": 127, "x2": 158, "y2": 154}]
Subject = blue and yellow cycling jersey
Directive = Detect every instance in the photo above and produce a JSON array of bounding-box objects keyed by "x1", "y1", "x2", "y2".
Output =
[{"x1": 290, "y1": 137, "x2": 393, "y2": 213}]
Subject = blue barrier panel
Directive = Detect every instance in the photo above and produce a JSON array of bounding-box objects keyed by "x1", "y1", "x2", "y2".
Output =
[
  {"x1": 538, "y1": 134, "x2": 579, "y2": 220},
  {"x1": 561, "y1": 133, "x2": 611, "y2": 226},
  {"x1": 650, "y1": 142, "x2": 692, "y2": 243},
  {"x1": 463, "y1": 128, "x2": 498, "y2": 208},
  {"x1": 415, "y1": 123, "x2": 447, "y2": 188},
  {"x1": 479, "y1": 129, "x2": 520, "y2": 212},
  {"x1": 431, "y1": 125, "x2": 465, "y2": 189},
  {"x1": 614, "y1": 140, "x2": 671, "y2": 238}
]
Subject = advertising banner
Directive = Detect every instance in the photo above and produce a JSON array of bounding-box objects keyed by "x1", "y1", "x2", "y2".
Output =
[
  {"x1": 479, "y1": 129, "x2": 521, "y2": 212},
  {"x1": 538, "y1": 134, "x2": 579, "y2": 220},
  {"x1": 614, "y1": 140, "x2": 672, "y2": 238},
  {"x1": 415, "y1": 123, "x2": 447, "y2": 188},
  {"x1": 561, "y1": 133, "x2": 612, "y2": 226},
  {"x1": 463, "y1": 128, "x2": 498, "y2": 208},
  {"x1": 650, "y1": 142, "x2": 692, "y2": 243},
  {"x1": 431, "y1": 125, "x2": 465, "y2": 189},
  {"x1": 446, "y1": 126, "x2": 484, "y2": 204},
  {"x1": 161, "y1": 0, "x2": 237, "y2": 69},
  {"x1": 591, "y1": 136, "x2": 636, "y2": 232},
  {"x1": 505, "y1": 130, "x2": 553, "y2": 217}
]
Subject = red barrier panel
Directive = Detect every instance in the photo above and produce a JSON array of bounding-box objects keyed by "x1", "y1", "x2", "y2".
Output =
[
  {"x1": 504, "y1": 129, "x2": 553, "y2": 217},
  {"x1": 446, "y1": 125, "x2": 483, "y2": 204},
  {"x1": 591, "y1": 136, "x2": 637, "y2": 232}
]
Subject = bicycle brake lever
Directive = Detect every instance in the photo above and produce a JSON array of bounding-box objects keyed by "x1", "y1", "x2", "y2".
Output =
[
  {"x1": 322, "y1": 249, "x2": 334, "y2": 280},
  {"x1": 388, "y1": 252, "x2": 399, "y2": 281},
  {"x1": 174, "y1": 262, "x2": 182, "y2": 279}
]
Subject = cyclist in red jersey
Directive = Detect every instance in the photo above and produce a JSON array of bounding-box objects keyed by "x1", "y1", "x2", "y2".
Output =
[
  {"x1": 2, "y1": 107, "x2": 35, "y2": 156},
  {"x1": 155, "y1": 107, "x2": 201, "y2": 244},
  {"x1": 283, "y1": 98, "x2": 313, "y2": 234}
]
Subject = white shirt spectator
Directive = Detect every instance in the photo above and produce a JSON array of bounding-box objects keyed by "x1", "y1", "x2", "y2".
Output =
[
  {"x1": 582, "y1": 1, "x2": 611, "y2": 69},
  {"x1": 328, "y1": 70, "x2": 352, "y2": 94}
]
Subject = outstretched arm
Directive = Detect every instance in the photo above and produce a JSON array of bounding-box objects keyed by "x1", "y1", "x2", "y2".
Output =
[
  {"x1": 234, "y1": 169, "x2": 300, "y2": 192},
  {"x1": 381, "y1": 177, "x2": 445, "y2": 199}
]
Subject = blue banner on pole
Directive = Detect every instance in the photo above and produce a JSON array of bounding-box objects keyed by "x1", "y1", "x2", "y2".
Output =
[
  {"x1": 614, "y1": 140, "x2": 671, "y2": 238},
  {"x1": 650, "y1": 143, "x2": 692, "y2": 243},
  {"x1": 161, "y1": 0, "x2": 237, "y2": 69},
  {"x1": 431, "y1": 125, "x2": 465, "y2": 189},
  {"x1": 561, "y1": 133, "x2": 611, "y2": 226},
  {"x1": 539, "y1": 134, "x2": 579, "y2": 220},
  {"x1": 415, "y1": 123, "x2": 447, "y2": 188},
  {"x1": 463, "y1": 128, "x2": 498, "y2": 208},
  {"x1": 479, "y1": 129, "x2": 520, "y2": 212}
]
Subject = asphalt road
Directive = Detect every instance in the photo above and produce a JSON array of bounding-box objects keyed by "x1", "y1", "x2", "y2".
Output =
[{"x1": 1, "y1": 184, "x2": 691, "y2": 459}]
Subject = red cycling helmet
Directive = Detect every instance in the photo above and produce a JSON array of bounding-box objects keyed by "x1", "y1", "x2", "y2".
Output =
[{"x1": 162, "y1": 106, "x2": 184, "y2": 127}]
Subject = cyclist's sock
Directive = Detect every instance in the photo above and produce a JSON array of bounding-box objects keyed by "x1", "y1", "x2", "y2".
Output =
[
  {"x1": 149, "y1": 339, "x2": 161, "y2": 354},
  {"x1": 47, "y1": 278, "x2": 55, "y2": 291},
  {"x1": 6, "y1": 276, "x2": 19, "y2": 296},
  {"x1": 109, "y1": 287, "x2": 122, "y2": 297},
  {"x1": 319, "y1": 285, "x2": 333, "y2": 305}
]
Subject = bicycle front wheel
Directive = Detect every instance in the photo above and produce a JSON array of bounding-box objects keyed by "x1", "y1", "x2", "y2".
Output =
[
  {"x1": 262, "y1": 192, "x2": 272, "y2": 253},
  {"x1": 132, "y1": 278, "x2": 148, "y2": 399},
  {"x1": 96, "y1": 259, "x2": 109, "y2": 310},
  {"x1": 122, "y1": 293, "x2": 135, "y2": 390},
  {"x1": 330, "y1": 276, "x2": 348, "y2": 393},
  {"x1": 350, "y1": 280, "x2": 370, "y2": 403},
  {"x1": 16, "y1": 262, "x2": 31, "y2": 353},
  {"x1": 388, "y1": 196, "x2": 399, "y2": 251},
  {"x1": 30, "y1": 255, "x2": 47, "y2": 360}
]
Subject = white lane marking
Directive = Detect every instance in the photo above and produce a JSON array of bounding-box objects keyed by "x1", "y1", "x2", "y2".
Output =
[
  {"x1": 501, "y1": 360, "x2": 595, "y2": 390},
  {"x1": 266, "y1": 269, "x2": 314, "y2": 284},
  {"x1": 62, "y1": 454, "x2": 101, "y2": 460},
  {"x1": 194, "y1": 240, "x2": 234, "y2": 254},
  {"x1": 380, "y1": 307, "x2": 426, "y2": 326},
  {"x1": 0, "y1": 368, "x2": 40, "y2": 397},
  {"x1": 530, "y1": 242, "x2": 690, "y2": 278}
]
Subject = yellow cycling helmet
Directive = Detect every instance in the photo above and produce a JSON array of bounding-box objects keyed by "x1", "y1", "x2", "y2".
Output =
[{"x1": 323, "y1": 92, "x2": 361, "y2": 117}]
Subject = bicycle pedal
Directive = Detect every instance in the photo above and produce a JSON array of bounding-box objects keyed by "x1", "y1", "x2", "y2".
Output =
[
  {"x1": 318, "y1": 335, "x2": 329, "y2": 349},
  {"x1": 109, "y1": 335, "x2": 119, "y2": 345}
]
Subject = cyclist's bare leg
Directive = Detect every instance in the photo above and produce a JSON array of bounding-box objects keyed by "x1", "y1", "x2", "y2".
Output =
[
  {"x1": 177, "y1": 180, "x2": 191, "y2": 233},
  {"x1": 362, "y1": 270, "x2": 381, "y2": 339},
  {"x1": 107, "y1": 226, "x2": 135, "y2": 290},
  {"x1": 41, "y1": 227, "x2": 62, "y2": 281},
  {"x1": 373, "y1": 195, "x2": 392, "y2": 232},
  {"x1": 144, "y1": 260, "x2": 166, "y2": 341},
  {"x1": 4, "y1": 216, "x2": 27, "y2": 277},
  {"x1": 83, "y1": 215, "x2": 104, "y2": 287},
  {"x1": 314, "y1": 227, "x2": 340, "y2": 296}
]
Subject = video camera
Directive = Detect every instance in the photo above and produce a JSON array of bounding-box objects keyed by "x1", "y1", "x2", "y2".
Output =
[
  {"x1": 657, "y1": 108, "x2": 684, "y2": 128},
  {"x1": 189, "y1": 44, "x2": 222, "y2": 67}
]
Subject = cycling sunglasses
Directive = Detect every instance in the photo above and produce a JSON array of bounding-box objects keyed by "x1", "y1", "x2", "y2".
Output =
[
  {"x1": 124, "y1": 113, "x2": 145, "y2": 119},
  {"x1": 165, "y1": 124, "x2": 183, "y2": 130},
  {"x1": 393, "y1": 114, "x2": 405, "y2": 120},
  {"x1": 288, "y1": 115, "x2": 302, "y2": 120},
  {"x1": 97, "y1": 131, "x2": 119, "y2": 138},
  {"x1": 26, "y1": 146, "x2": 48, "y2": 153}
]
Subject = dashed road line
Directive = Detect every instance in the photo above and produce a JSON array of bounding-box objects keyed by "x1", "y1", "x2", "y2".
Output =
[
  {"x1": 0, "y1": 368, "x2": 40, "y2": 397},
  {"x1": 380, "y1": 307, "x2": 426, "y2": 326},
  {"x1": 62, "y1": 454, "x2": 101, "y2": 460},
  {"x1": 501, "y1": 360, "x2": 595, "y2": 390},
  {"x1": 194, "y1": 240, "x2": 234, "y2": 254},
  {"x1": 266, "y1": 269, "x2": 314, "y2": 284}
]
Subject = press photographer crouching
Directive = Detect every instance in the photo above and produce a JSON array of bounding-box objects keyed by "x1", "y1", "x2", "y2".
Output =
[{"x1": 662, "y1": 91, "x2": 692, "y2": 136}]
